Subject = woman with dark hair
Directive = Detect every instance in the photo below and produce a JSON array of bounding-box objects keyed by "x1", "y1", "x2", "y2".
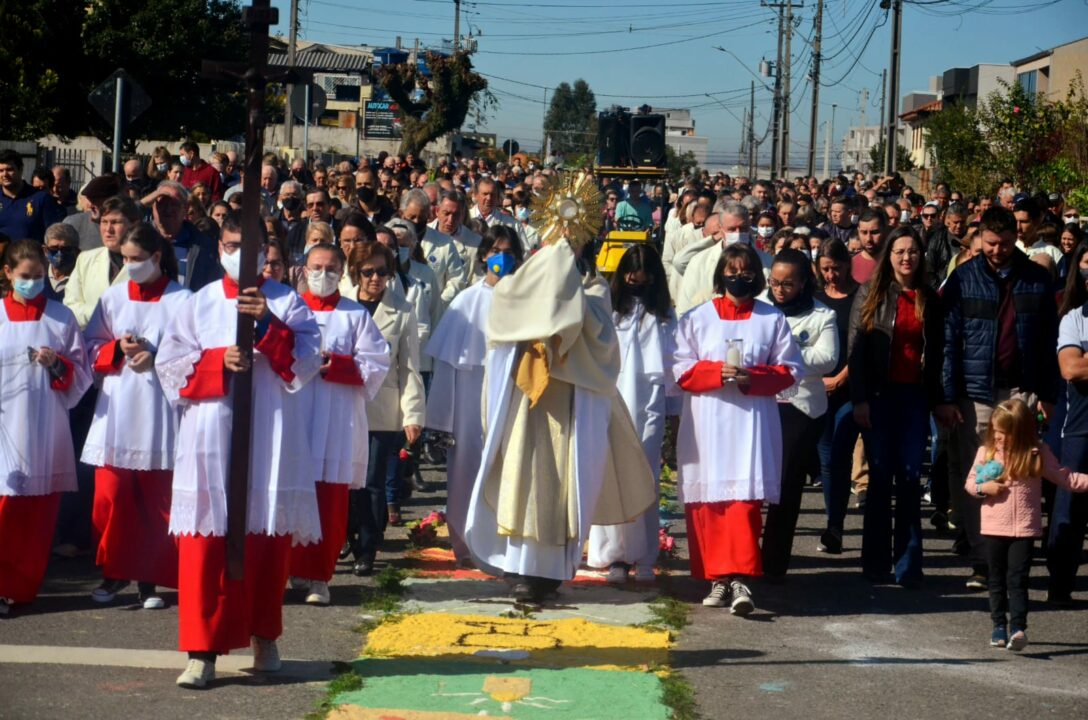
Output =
[
  {"x1": 753, "y1": 211, "x2": 779, "y2": 253},
  {"x1": 848, "y1": 225, "x2": 943, "y2": 586},
  {"x1": 588, "y1": 244, "x2": 677, "y2": 583},
  {"x1": 814, "y1": 238, "x2": 859, "y2": 553},
  {"x1": 262, "y1": 239, "x2": 290, "y2": 284},
  {"x1": 674, "y1": 243, "x2": 801, "y2": 613},
  {"x1": 1058, "y1": 224, "x2": 1084, "y2": 280},
  {"x1": 82, "y1": 225, "x2": 190, "y2": 608},
  {"x1": 423, "y1": 224, "x2": 522, "y2": 567},
  {"x1": 0, "y1": 240, "x2": 92, "y2": 616},
  {"x1": 1049, "y1": 240, "x2": 1088, "y2": 604},
  {"x1": 761, "y1": 248, "x2": 839, "y2": 579}
]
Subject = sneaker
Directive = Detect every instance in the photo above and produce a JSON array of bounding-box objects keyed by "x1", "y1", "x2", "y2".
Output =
[
  {"x1": 965, "y1": 573, "x2": 987, "y2": 590},
  {"x1": 1007, "y1": 629, "x2": 1028, "y2": 652},
  {"x1": 633, "y1": 566, "x2": 656, "y2": 582},
  {"x1": 852, "y1": 489, "x2": 867, "y2": 509},
  {"x1": 288, "y1": 576, "x2": 311, "y2": 591},
  {"x1": 0, "y1": 597, "x2": 11, "y2": 616},
  {"x1": 176, "y1": 658, "x2": 215, "y2": 689},
  {"x1": 817, "y1": 528, "x2": 843, "y2": 554},
  {"x1": 91, "y1": 579, "x2": 130, "y2": 603},
  {"x1": 702, "y1": 581, "x2": 730, "y2": 607},
  {"x1": 338, "y1": 542, "x2": 352, "y2": 561},
  {"x1": 305, "y1": 581, "x2": 331, "y2": 606},
  {"x1": 606, "y1": 564, "x2": 629, "y2": 585},
  {"x1": 991, "y1": 625, "x2": 1008, "y2": 648},
  {"x1": 251, "y1": 636, "x2": 282, "y2": 672},
  {"x1": 729, "y1": 580, "x2": 754, "y2": 616}
]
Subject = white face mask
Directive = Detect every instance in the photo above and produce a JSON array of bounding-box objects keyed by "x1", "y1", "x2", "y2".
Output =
[
  {"x1": 126, "y1": 257, "x2": 158, "y2": 284},
  {"x1": 724, "y1": 231, "x2": 748, "y2": 246},
  {"x1": 1065, "y1": 216, "x2": 1080, "y2": 225},
  {"x1": 756, "y1": 226, "x2": 774, "y2": 239},
  {"x1": 900, "y1": 210, "x2": 912, "y2": 223},
  {"x1": 220, "y1": 248, "x2": 265, "y2": 282},
  {"x1": 307, "y1": 268, "x2": 341, "y2": 298},
  {"x1": 849, "y1": 214, "x2": 860, "y2": 225}
]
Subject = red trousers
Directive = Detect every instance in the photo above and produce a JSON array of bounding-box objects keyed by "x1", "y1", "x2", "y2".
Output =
[
  {"x1": 685, "y1": 501, "x2": 764, "y2": 580},
  {"x1": 0, "y1": 494, "x2": 61, "y2": 603},
  {"x1": 92, "y1": 467, "x2": 178, "y2": 588},
  {"x1": 177, "y1": 533, "x2": 291, "y2": 653},
  {"x1": 290, "y1": 481, "x2": 348, "y2": 582}
]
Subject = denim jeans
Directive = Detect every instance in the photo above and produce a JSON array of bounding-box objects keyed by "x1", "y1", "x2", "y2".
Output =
[
  {"x1": 819, "y1": 397, "x2": 857, "y2": 532},
  {"x1": 348, "y1": 431, "x2": 400, "y2": 560},
  {"x1": 861, "y1": 384, "x2": 928, "y2": 583},
  {"x1": 383, "y1": 430, "x2": 407, "y2": 505},
  {"x1": 1048, "y1": 432, "x2": 1088, "y2": 598}
]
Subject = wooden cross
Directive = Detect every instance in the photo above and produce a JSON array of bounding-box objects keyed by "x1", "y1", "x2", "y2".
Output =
[{"x1": 202, "y1": 0, "x2": 311, "y2": 579}]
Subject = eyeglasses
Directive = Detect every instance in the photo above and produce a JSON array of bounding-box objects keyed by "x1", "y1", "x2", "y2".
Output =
[
  {"x1": 768, "y1": 279, "x2": 796, "y2": 290},
  {"x1": 306, "y1": 201, "x2": 326, "y2": 208},
  {"x1": 359, "y1": 267, "x2": 391, "y2": 279},
  {"x1": 723, "y1": 272, "x2": 756, "y2": 282}
]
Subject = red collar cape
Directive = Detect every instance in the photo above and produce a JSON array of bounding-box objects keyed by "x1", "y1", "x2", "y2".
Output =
[
  {"x1": 3, "y1": 291, "x2": 47, "y2": 321},
  {"x1": 128, "y1": 273, "x2": 170, "y2": 302},
  {"x1": 222, "y1": 275, "x2": 267, "y2": 299},
  {"x1": 302, "y1": 290, "x2": 340, "y2": 312},
  {"x1": 713, "y1": 296, "x2": 755, "y2": 320}
]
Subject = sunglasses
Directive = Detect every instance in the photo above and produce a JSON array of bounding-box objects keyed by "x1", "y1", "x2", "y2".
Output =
[
  {"x1": 921, "y1": 213, "x2": 938, "y2": 219},
  {"x1": 359, "y1": 267, "x2": 391, "y2": 279}
]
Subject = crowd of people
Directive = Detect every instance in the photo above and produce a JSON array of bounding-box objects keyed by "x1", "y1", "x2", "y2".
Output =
[{"x1": 1, "y1": 141, "x2": 1088, "y2": 690}]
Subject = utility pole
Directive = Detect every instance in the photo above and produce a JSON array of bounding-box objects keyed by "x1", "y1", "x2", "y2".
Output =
[
  {"x1": 781, "y1": 0, "x2": 794, "y2": 179},
  {"x1": 824, "y1": 103, "x2": 836, "y2": 178},
  {"x1": 806, "y1": 0, "x2": 823, "y2": 179},
  {"x1": 878, "y1": 68, "x2": 887, "y2": 174},
  {"x1": 884, "y1": 0, "x2": 904, "y2": 175},
  {"x1": 748, "y1": 80, "x2": 756, "y2": 178},
  {"x1": 858, "y1": 88, "x2": 868, "y2": 173},
  {"x1": 768, "y1": 5, "x2": 783, "y2": 179},
  {"x1": 453, "y1": 0, "x2": 462, "y2": 51},
  {"x1": 283, "y1": 0, "x2": 299, "y2": 150}
]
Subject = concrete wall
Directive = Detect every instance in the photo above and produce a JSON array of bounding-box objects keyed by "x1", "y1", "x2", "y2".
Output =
[{"x1": 1050, "y1": 38, "x2": 1088, "y2": 100}]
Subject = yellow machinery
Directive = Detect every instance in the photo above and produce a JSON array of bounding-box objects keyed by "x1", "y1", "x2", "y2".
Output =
[{"x1": 593, "y1": 165, "x2": 667, "y2": 276}]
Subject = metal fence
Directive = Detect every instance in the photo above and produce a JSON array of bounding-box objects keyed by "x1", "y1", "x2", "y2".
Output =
[{"x1": 38, "y1": 146, "x2": 96, "y2": 188}]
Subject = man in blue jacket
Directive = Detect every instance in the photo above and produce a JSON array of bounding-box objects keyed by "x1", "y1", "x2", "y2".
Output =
[
  {"x1": 936, "y1": 206, "x2": 1059, "y2": 590},
  {"x1": 145, "y1": 180, "x2": 222, "y2": 291}
]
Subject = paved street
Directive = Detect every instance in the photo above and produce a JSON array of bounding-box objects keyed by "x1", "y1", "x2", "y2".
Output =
[{"x1": 2, "y1": 473, "x2": 1087, "y2": 719}]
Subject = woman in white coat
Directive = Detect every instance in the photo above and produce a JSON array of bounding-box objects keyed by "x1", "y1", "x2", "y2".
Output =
[
  {"x1": 588, "y1": 244, "x2": 677, "y2": 583},
  {"x1": 425, "y1": 225, "x2": 523, "y2": 566},
  {"x1": 759, "y1": 248, "x2": 839, "y2": 579},
  {"x1": 344, "y1": 242, "x2": 425, "y2": 576}
]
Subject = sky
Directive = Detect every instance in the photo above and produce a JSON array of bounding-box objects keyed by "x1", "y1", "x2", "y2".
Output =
[{"x1": 269, "y1": 0, "x2": 1088, "y2": 169}]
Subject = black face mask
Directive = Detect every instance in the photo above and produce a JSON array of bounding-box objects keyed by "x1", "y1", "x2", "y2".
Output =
[
  {"x1": 281, "y1": 196, "x2": 302, "y2": 214},
  {"x1": 357, "y1": 186, "x2": 377, "y2": 205},
  {"x1": 723, "y1": 275, "x2": 757, "y2": 299},
  {"x1": 629, "y1": 284, "x2": 649, "y2": 298},
  {"x1": 413, "y1": 220, "x2": 429, "y2": 238}
]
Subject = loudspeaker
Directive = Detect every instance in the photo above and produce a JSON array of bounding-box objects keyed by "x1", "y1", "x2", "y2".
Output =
[
  {"x1": 630, "y1": 113, "x2": 666, "y2": 167},
  {"x1": 597, "y1": 112, "x2": 626, "y2": 166}
]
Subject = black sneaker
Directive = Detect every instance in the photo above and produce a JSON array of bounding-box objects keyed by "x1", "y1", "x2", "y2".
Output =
[
  {"x1": 91, "y1": 579, "x2": 130, "y2": 603},
  {"x1": 729, "y1": 580, "x2": 754, "y2": 616},
  {"x1": 817, "y1": 528, "x2": 843, "y2": 554},
  {"x1": 965, "y1": 573, "x2": 987, "y2": 590},
  {"x1": 991, "y1": 625, "x2": 1008, "y2": 648}
]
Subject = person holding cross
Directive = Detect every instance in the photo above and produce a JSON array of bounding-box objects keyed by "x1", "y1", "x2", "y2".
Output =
[{"x1": 156, "y1": 212, "x2": 323, "y2": 689}]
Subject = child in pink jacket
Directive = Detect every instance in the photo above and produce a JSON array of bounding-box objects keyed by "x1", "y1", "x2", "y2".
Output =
[{"x1": 967, "y1": 399, "x2": 1088, "y2": 652}]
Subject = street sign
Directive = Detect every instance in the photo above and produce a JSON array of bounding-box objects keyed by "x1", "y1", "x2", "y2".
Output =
[
  {"x1": 502, "y1": 139, "x2": 519, "y2": 156},
  {"x1": 87, "y1": 68, "x2": 151, "y2": 126},
  {"x1": 290, "y1": 84, "x2": 327, "y2": 123}
]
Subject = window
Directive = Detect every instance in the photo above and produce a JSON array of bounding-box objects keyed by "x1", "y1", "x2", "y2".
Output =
[{"x1": 1018, "y1": 70, "x2": 1037, "y2": 95}]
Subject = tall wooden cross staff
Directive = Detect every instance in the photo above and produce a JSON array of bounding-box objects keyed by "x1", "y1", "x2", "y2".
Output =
[{"x1": 202, "y1": 0, "x2": 307, "y2": 579}]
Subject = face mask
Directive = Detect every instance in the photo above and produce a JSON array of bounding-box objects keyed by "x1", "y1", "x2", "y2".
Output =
[
  {"x1": 281, "y1": 196, "x2": 302, "y2": 214},
  {"x1": 397, "y1": 246, "x2": 411, "y2": 265},
  {"x1": 220, "y1": 249, "x2": 265, "y2": 282},
  {"x1": 357, "y1": 186, "x2": 376, "y2": 205},
  {"x1": 156, "y1": 162, "x2": 168, "y2": 173},
  {"x1": 849, "y1": 214, "x2": 860, "y2": 225},
  {"x1": 179, "y1": 155, "x2": 192, "y2": 168},
  {"x1": 900, "y1": 210, "x2": 912, "y2": 223},
  {"x1": 1066, "y1": 216, "x2": 1080, "y2": 225},
  {"x1": 14, "y1": 277, "x2": 45, "y2": 300},
  {"x1": 126, "y1": 257, "x2": 158, "y2": 284},
  {"x1": 488, "y1": 252, "x2": 517, "y2": 278},
  {"x1": 756, "y1": 226, "x2": 774, "y2": 239},
  {"x1": 629, "y1": 284, "x2": 649, "y2": 298},
  {"x1": 516, "y1": 207, "x2": 530, "y2": 222},
  {"x1": 723, "y1": 275, "x2": 756, "y2": 299},
  {"x1": 307, "y1": 268, "x2": 341, "y2": 298},
  {"x1": 724, "y1": 231, "x2": 747, "y2": 246},
  {"x1": 46, "y1": 248, "x2": 76, "y2": 269},
  {"x1": 1079, "y1": 266, "x2": 1088, "y2": 281},
  {"x1": 413, "y1": 220, "x2": 428, "y2": 239}
]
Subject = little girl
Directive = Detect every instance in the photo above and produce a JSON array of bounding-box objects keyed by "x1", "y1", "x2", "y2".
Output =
[
  {"x1": 0, "y1": 240, "x2": 92, "y2": 615},
  {"x1": 966, "y1": 399, "x2": 1088, "y2": 651}
]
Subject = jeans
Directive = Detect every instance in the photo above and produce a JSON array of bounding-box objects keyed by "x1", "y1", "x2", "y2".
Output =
[
  {"x1": 986, "y1": 535, "x2": 1033, "y2": 631},
  {"x1": 382, "y1": 431, "x2": 407, "y2": 506},
  {"x1": 348, "y1": 431, "x2": 399, "y2": 560},
  {"x1": 1047, "y1": 432, "x2": 1088, "y2": 598},
  {"x1": 819, "y1": 398, "x2": 858, "y2": 532},
  {"x1": 763, "y1": 404, "x2": 825, "y2": 576},
  {"x1": 861, "y1": 384, "x2": 928, "y2": 583}
]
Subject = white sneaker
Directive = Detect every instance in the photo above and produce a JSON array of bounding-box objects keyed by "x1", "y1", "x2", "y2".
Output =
[
  {"x1": 702, "y1": 581, "x2": 730, "y2": 607},
  {"x1": 0, "y1": 597, "x2": 11, "y2": 616},
  {"x1": 251, "y1": 636, "x2": 282, "y2": 672},
  {"x1": 305, "y1": 581, "x2": 331, "y2": 606},
  {"x1": 287, "y1": 576, "x2": 311, "y2": 591},
  {"x1": 1007, "y1": 629, "x2": 1028, "y2": 652},
  {"x1": 176, "y1": 658, "x2": 215, "y2": 689},
  {"x1": 730, "y1": 579, "x2": 754, "y2": 617},
  {"x1": 141, "y1": 594, "x2": 166, "y2": 610}
]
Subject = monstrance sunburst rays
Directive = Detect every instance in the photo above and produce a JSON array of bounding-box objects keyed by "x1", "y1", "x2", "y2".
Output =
[{"x1": 528, "y1": 171, "x2": 603, "y2": 249}]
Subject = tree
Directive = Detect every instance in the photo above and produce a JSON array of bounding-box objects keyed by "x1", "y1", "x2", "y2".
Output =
[
  {"x1": 544, "y1": 80, "x2": 597, "y2": 159},
  {"x1": 376, "y1": 50, "x2": 493, "y2": 155},
  {"x1": 664, "y1": 145, "x2": 700, "y2": 178},
  {"x1": 867, "y1": 139, "x2": 915, "y2": 173},
  {"x1": 0, "y1": 0, "x2": 249, "y2": 143},
  {"x1": 924, "y1": 101, "x2": 996, "y2": 198}
]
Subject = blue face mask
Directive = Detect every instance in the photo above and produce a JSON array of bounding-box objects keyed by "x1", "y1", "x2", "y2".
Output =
[
  {"x1": 488, "y1": 252, "x2": 517, "y2": 278},
  {"x1": 13, "y1": 277, "x2": 45, "y2": 300}
]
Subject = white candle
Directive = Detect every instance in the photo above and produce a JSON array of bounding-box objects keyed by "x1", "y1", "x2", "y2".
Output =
[{"x1": 726, "y1": 346, "x2": 741, "y2": 367}]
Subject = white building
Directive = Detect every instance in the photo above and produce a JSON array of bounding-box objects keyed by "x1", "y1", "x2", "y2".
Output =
[
  {"x1": 657, "y1": 108, "x2": 709, "y2": 168},
  {"x1": 841, "y1": 125, "x2": 909, "y2": 174}
]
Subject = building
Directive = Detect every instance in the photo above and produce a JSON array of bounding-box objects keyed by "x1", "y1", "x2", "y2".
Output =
[
  {"x1": 898, "y1": 89, "x2": 940, "y2": 170},
  {"x1": 1012, "y1": 35, "x2": 1088, "y2": 100},
  {"x1": 657, "y1": 108, "x2": 709, "y2": 168},
  {"x1": 841, "y1": 125, "x2": 908, "y2": 174},
  {"x1": 940, "y1": 63, "x2": 1015, "y2": 108}
]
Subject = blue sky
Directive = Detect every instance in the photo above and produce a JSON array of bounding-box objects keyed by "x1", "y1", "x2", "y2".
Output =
[{"x1": 271, "y1": 0, "x2": 1088, "y2": 166}]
